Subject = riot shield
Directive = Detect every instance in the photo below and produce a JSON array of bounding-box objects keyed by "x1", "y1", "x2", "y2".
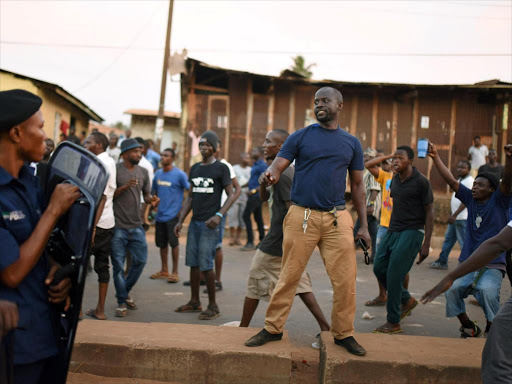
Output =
[{"x1": 44, "y1": 142, "x2": 108, "y2": 383}]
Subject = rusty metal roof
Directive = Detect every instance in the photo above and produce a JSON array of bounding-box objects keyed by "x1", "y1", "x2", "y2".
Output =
[{"x1": 124, "y1": 109, "x2": 181, "y2": 119}]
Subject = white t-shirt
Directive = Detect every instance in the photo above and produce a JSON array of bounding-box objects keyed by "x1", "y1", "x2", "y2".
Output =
[
  {"x1": 189, "y1": 131, "x2": 201, "y2": 157},
  {"x1": 450, "y1": 175, "x2": 474, "y2": 220},
  {"x1": 233, "y1": 164, "x2": 251, "y2": 204},
  {"x1": 139, "y1": 155, "x2": 154, "y2": 185},
  {"x1": 107, "y1": 146, "x2": 121, "y2": 163},
  {"x1": 468, "y1": 145, "x2": 489, "y2": 170},
  {"x1": 220, "y1": 159, "x2": 236, "y2": 206},
  {"x1": 96, "y1": 151, "x2": 117, "y2": 229},
  {"x1": 508, "y1": 220, "x2": 512, "y2": 228}
]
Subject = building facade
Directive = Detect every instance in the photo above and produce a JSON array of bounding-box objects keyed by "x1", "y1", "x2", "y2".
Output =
[{"x1": 180, "y1": 59, "x2": 511, "y2": 193}]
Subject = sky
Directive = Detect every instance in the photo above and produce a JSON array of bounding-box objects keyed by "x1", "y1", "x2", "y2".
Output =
[{"x1": 1, "y1": 0, "x2": 511, "y2": 125}]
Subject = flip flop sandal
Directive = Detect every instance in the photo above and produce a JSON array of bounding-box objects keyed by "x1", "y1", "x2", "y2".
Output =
[
  {"x1": 198, "y1": 306, "x2": 220, "y2": 320},
  {"x1": 365, "y1": 297, "x2": 387, "y2": 307},
  {"x1": 86, "y1": 309, "x2": 107, "y2": 320},
  {"x1": 373, "y1": 327, "x2": 403, "y2": 335},
  {"x1": 400, "y1": 299, "x2": 418, "y2": 319},
  {"x1": 125, "y1": 298, "x2": 137, "y2": 310},
  {"x1": 150, "y1": 272, "x2": 170, "y2": 280},
  {"x1": 167, "y1": 274, "x2": 180, "y2": 283},
  {"x1": 115, "y1": 307, "x2": 127, "y2": 317},
  {"x1": 175, "y1": 302, "x2": 202, "y2": 313}
]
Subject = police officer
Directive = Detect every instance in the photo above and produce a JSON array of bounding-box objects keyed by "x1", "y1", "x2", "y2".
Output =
[{"x1": 0, "y1": 89, "x2": 80, "y2": 383}]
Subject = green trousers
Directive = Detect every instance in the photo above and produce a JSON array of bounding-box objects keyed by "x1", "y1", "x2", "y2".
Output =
[{"x1": 373, "y1": 229, "x2": 424, "y2": 324}]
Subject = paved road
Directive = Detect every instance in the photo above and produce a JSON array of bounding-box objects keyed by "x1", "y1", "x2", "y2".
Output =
[{"x1": 81, "y1": 229, "x2": 511, "y2": 349}]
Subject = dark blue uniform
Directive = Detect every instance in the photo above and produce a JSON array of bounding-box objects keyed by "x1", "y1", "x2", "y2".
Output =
[{"x1": 0, "y1": 165, "x2": 59, "y2": 367}]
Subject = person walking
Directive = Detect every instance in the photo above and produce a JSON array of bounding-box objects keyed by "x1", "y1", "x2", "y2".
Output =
[
  {"x1": 430, "y1": 160, "x2": 473, "y2": 270},
  {"x1": 245, "y1": 87, "x2": 371, "y2": 356},
  {"x1": 241, "y1": 147, "x2": 267, "y2": 251},
  {"x1": 111, "y1": 138, "x2": 159, "y2": 318},
  {"x1": 83, "y1": 132, "x2": 117, "y2": 320},
  {"x1": 372, "y1": 146, "x2": 434, "y2": 335},
  {"x1": 240, "y1": 129, "x2": 330, "y2": 346},
  {"x1": 150, "y1": 148, "x2": 189, "y2": 283}
]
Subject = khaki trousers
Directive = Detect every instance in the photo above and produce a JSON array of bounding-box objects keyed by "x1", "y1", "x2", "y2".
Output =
[{"x1": 264, "y1": 205, "x2": 357, "y2": 340}]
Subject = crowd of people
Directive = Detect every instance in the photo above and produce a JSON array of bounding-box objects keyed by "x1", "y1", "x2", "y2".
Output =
[{"x1": 1, "y1": 87, "x2": 511, "y2": 383}]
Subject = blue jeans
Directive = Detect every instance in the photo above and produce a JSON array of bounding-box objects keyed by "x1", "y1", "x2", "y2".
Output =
[
  {"x1": 215, "y1": 215, "x2": 227, "y2": 250},
  {"x1": 186, "y1": 220, "x2": 219, "y2": 271},
  {"x1": 111, "y1": 227, "x2": 148, "y2": 305},
  {"x1": 437, "y1": 220, "x2": 466, "y2": 265},
  {"x1": 376, "y1": 225, "x2": 388, "y2": 251},
  {"x1": 445, "y1": 267, "x2": 503, "y2": 322}
]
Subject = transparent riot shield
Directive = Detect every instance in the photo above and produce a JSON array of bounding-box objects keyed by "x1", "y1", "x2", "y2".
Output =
[{"x1": 44, "y1": 142, "x2": 108, "y2": 383}]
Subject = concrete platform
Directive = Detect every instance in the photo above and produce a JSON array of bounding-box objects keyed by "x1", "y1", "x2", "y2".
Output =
[
  {"x1": 71, "y1": 320, "x2": 292, "y2": 384},
  {"x1": 319, "y1": 332, "x2": 484, "y2": 384}
]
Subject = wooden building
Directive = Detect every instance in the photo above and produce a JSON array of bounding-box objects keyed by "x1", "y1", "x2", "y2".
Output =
[{"x1": 180, "y1": 59, "x2": 512, "y2": 192}]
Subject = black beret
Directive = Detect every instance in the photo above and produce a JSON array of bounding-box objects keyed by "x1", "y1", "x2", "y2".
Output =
[{"x1": 0, "y1": 89, "x2": 42, "y2": 132}]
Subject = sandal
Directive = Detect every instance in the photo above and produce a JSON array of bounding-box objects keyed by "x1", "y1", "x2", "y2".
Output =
[
  {"x1": 150, "y1": 271, "x2": 170, "y2": 280},
  {"x1": 365, "y1": 297, "x2": 387, "y2": 307},
  {"x1": 175, "y1": 302, "x2": 202, "y2": 313},
  {"x1": 400, "y1": 299, "x2": 418, "y2": 319},
  {"x1": 167, "y1": 273, "x2": 180, "y2": 284},
  {"x1": 125, "y1": 297, "x2": 137, "y2": 310},
  {"x1": 115, "y1": 307, "x2": 127, "y2": 317},
  {"x1": 198, "y1": 305, "x2": 220, "y2": 320},
  {"x1": 86, "y1": 309, "x2": 107, "y2": 320}
]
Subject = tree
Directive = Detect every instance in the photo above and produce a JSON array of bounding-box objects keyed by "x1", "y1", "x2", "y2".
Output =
[{"x1": 289, "y1": 55, "x2": 316, "y2": 79}]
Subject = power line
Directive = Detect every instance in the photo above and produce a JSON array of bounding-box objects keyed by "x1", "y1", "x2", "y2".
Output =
[
  {"x1": 73, "y1": 2, "x2": 164, "y2": 92},
  {"x1": 1, "y1": 41, "x2": 510, "y2": 57}
]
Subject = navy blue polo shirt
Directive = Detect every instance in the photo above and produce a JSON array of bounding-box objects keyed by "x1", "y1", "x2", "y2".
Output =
[
  {"x1": 0, "y1": 165, "x2": 59, "y2": 365},
  {"x1": 248, "y1": 159, "x2": 268, "y2": 190},
  {"x1": 277, "y1": 124, "x2": 364, "y2": 209}
]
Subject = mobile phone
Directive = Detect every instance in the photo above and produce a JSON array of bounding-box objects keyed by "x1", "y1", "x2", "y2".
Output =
[{"x1": 417, "y1": 138, "x2": 428, "y2": 159}]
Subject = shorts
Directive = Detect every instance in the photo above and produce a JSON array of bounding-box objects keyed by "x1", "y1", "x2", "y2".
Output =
[
  {"x1": 185, "y1": 220, "x2": 219, "y2": 272},
  {"x1": 155, "y1": 218, "x2": 179, "y2": 248},
  {"x1": 246, "y1": 249, "x2": 312, "y2": 301},
  {"x1": 227, "y1": 200, "x2": 246, "y2": 228},
  {"x1": 88, "y1": 227, "x2": 113, "y2": 283},
  {"x1": 216, "y1": 216, "x2": 227, "y2": 250}
]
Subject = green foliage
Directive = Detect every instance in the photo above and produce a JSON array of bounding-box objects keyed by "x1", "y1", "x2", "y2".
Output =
[{"x1": 289, "y1": 55, "x2": 316, "y2": 79}]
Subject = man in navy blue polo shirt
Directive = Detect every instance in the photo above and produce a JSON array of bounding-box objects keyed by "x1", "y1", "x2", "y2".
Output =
[
  {"x1": 241, "y1": 147, "x2": 267, "y2": 251},
  {"x1": 245, "y1": 87, "x2": 371, "y2": 356},
  {"x1": 0, "y1": 89, "x2": 80, "y2": 383}
]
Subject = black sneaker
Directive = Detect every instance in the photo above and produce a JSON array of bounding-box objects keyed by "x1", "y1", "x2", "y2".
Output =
[
  {"x1": 245, "y1": 329, "x2": 283, "y2": 347},
  {"x1": 203, "y1": 281, "x2": 223, "y2": 293},
  {"x1": 460, "y1": 323, "x2": 482, "y2": 338},
  {"x1": 334, "y1": 336, "x2": 366, "y2": 356},
  {"x1": 183, "y1": 279, "x2": 206, "y2": 287}
]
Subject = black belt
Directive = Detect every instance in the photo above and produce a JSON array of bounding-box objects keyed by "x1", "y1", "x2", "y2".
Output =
[{"x1": 292, "y1": 203, "x2": 346, "y2": 212}]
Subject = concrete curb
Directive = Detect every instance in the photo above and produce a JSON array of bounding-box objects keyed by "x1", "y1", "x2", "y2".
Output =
[{"x1": 320, "y1": 332, "x2": 484, "y2": 384}]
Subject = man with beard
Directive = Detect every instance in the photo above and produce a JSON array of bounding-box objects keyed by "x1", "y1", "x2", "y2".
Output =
[
  {"x1": 240, "y1": 129, "x2": 330, "y2": 345},
  {"x1": 111, "y1": 138, "x2": 159, "y2": 318},
  {"x1": 245, "y1": 87, "x2": 371, "y2": 356}
]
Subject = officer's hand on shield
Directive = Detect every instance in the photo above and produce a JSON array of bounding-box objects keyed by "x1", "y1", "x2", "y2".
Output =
[
  {"x1": 47, "y1": 183, "x2": 81, "y2": 218},
  {"x1": 0, "y1": 300, "x2": 18, "y2": 339},
  {"x1": 45, "y1": 265, "x2": 72, "y2": 311}
]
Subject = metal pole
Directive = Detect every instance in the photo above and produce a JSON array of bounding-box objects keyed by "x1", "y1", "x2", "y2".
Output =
[{"x1": 154, "y1": 0, "x2": 174, "y2": 151}]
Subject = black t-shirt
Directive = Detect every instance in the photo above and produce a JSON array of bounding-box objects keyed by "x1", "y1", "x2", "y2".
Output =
[
  {"x1": 478, "y1": 164, "x2": 504, "y2": 181},
  {"x1": 189, "y1": 161, "x2": 231, "y2": 222},
  {"x1": 388, "y1": 167, "x2": 434, "y2": 233},
  {"x1": 259, "y1": 166, "x2": 294, "y2": 256}
]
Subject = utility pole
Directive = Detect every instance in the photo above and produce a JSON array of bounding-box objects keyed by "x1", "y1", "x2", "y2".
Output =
[{"x1": 154, "y1": 0, "x2": 174, "y2": 151}]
